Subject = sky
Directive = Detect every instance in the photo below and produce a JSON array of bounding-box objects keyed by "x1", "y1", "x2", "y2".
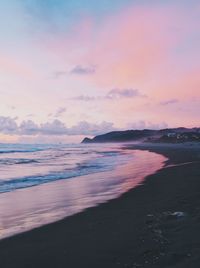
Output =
[{"x1": 0, "y1": 0, "x2": 199, "y2": 143}]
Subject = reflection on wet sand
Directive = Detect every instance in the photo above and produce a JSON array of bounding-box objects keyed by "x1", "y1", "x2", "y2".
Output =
[{"x1": 0, "y1": 149, "x2": 166, "y2": 239}]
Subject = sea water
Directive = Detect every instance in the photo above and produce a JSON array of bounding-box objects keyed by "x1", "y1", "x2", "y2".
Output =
[{"x1": 0, "y1": 143, "x2": 166, "y2": 239}]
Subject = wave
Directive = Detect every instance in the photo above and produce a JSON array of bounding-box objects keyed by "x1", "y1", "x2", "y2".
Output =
[
  {"x1": 0, "y1": 153, "x2": 127, "y2": 193},
  {"x1": 0, "y1": 144, "x2": 130, "y2": 194},
  {"x1": 0, "y1": 156, "x2": 120, "y2": 193},
  {"x1": 0, "y1": 148, "x2": 44, "y2": 154},
  {"x1": 0, "y1": 159, "x2": 39, "y2": 165},
  {"x1": 0, "y1": 168, "x2": 107, "y2": 193}
]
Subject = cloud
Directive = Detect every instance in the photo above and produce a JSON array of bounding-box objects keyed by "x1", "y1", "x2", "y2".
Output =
[
  {"x1": 70, "y1": 65, "x2": 96, "y2": 75},
  {"x1": 19, "y1": 119, "x2": 70, "y2": 135},
  {"x1": 39, "y1": 120, "x2": 67, "y2": 135},
  {"x1": 52, "y1": 65, "x2": 96, "y2": 79},
  {"x1": 160, "y1": 99, "x2": 179, "y2": 106},
  {"x1": 48, "y1": 107, "x2": 67, "y2": 118},
  {"x1": 68, "y1": 121, "x2": 115, "y2": 136},
  {"x1": 71, "y1": 88, "x2": 145, "y2": 102},
  {"x1": 19, "y1": 120, "x2": 67, "y2": 135},
  {"x1": 54, "y1": 107, "x2": 66, "y2": 117},
  {"x1": 0, "y1": 116, "x2": 115, "y2": 136},
  {"x1": 0, "y1": 116, "x2": 18, "y2": 134},
  {"x1": 106, "y1": 88, "x2": 145, "y2": 99},
  {"x1": 20, "y1": 120, "x2": 39, "y2": 135},
  {"x1": 127, "y1": 120, "x2": 168, "y2": 130},
  {"x1": 71, "y1": 95, "x2": 96, "y2": 101}
]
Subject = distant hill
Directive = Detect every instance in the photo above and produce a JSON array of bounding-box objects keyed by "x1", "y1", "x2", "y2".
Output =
[{"x1": 81, "y1": 128, "x2": 200, "y2": 143}]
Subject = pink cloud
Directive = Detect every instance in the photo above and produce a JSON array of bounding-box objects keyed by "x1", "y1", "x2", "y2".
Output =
[
  {"x1": 37, "y1": 3, "x2": 200, "y2": 128},
  {"x1": 45, "y1": 4, "x2": 199, "y2": 86}
]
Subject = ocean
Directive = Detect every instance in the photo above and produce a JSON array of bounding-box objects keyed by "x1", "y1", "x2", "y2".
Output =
[{"x1": 0, "y1": 143, "x2": 166, "y2": 239}]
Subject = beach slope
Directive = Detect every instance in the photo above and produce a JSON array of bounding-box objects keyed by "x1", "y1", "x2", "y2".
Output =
[{"x1": 0, "y1": 143, "x2": 200, "y2": 268}]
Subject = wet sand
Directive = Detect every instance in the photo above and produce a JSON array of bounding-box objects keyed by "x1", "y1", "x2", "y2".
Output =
[{"x1": 1, "y1": 143, "x2": 200, "y2": 268}]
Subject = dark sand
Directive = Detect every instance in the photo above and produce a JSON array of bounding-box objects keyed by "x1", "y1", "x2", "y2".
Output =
[{"x1": 1, "y1": 143, "x2": 200, "y2": 268}]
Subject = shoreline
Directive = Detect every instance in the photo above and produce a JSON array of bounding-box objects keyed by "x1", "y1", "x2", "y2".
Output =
[
  {"x1": 1, "y1": 143, "x2": 200, "y2": 267},
  {"x1": 0, "y1": 149, "x2": 164, "y2": 240}
]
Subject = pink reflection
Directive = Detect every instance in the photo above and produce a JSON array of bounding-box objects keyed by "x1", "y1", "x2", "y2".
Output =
[{"x1": 0, "y1": 149, "x2": 166, "y2": 239}]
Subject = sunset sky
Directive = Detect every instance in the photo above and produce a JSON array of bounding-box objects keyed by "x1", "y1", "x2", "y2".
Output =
[{"x1": 0, "y1": 0, "x2": 199, "y2": 143}]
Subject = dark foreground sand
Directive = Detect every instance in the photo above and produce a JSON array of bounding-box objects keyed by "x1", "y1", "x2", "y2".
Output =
[{"x1": 1, "y1": 143, "x2": 200, "y2": 268}]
